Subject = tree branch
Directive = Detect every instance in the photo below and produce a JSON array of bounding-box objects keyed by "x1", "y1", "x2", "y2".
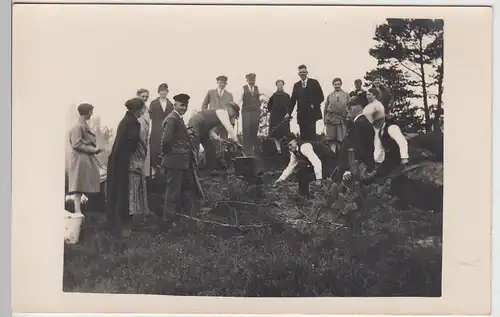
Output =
[{"x1": 398, "y1": 60, "x2": 423, "y2": 78}]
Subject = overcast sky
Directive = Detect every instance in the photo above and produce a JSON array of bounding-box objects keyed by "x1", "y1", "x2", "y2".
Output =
[{"x1": 14, "y1": 5, "x2": 387, "y2": 133}]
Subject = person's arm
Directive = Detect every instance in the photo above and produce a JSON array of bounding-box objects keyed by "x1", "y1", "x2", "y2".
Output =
[
  {"x1": 267, "y1": 94, "x2": 274, "y2": 113},
  {"x1": 235, "y1": 88, "x2": 244, "y2": 107},
  {"x1": 215, "y1": 109, "x2": 239, "y2": 142},
  {"x1": 300, "y1": 143, "x2": 322, "y2": 180},
  {"x1": 316, "y1": 80, "x2": 325, "y2": 104},
  {"x1": 208, "y1": 127, "x2": 220, "y2": 141},
  {"x1": 201, "y1": 91, "x2": 210, "y2": 111},
  {"x1": 69, "y1": 125, "x2": 98, "y2": 154},
  {"x1": 277, "y1": 152, "x2": 298, "y2": 182},
  {"x1": 387, "y1": 125, "x2": 409, "y2": 160},
  {"x1": 123, "y1": 121, "x2": 141, "y2": 156},
  {"x1": 323, "y1": 94, "x2": 330, "y2": 118},
  {"x1": 161, "y1": 117, "x2": 176, "y2": 154}
]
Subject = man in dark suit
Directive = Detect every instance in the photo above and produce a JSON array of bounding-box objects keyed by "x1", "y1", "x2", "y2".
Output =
[
  {"x1": 158, "y1": 93, "x2": 204, "y2": 226},
  {"x1": 287, "y1": 64, "x2": 325, "y2": 141},
  {"x1": 149, "y1": 83, "x2": 174, "y2": 174},
  {"x1": 337, "y1": 104, "x2": 375, "y2": 182}
]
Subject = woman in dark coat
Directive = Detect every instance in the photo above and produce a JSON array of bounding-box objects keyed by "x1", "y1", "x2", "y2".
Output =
[
  {"x1": 268, "y1": 79, "x2": 291, "y2": 153},
  {"x1": 106, "y1": 97, "x2": 144, "y2": 236}
]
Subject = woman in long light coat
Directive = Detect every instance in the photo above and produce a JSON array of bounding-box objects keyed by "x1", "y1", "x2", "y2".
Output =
[{"x1": 68, "y1": 103, "x2": 102, "y2": 215}]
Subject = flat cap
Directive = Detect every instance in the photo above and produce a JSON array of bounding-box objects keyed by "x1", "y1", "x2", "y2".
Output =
[
  {"x1": 216, "y1": 75, "x2": 228, "y2": 81},
  {"x1": 173, "y1": 93, "x2": 190, "y2": 104},
  {"x1": 125, "y1": 97, "x2": 144, "y2": 111}
]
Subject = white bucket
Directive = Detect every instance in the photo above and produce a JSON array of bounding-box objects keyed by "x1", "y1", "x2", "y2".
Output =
[{"x1": 64, "y1": 210, "x2": 84, "y2": 244}]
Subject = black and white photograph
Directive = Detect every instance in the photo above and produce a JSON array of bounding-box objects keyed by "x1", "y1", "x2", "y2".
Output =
[
  {"x1": 11, "y1": 3, "x2": 493, "y2": 315},
  {"x1": 60, "y1": 7, "x2": 444, "y2": 297}
]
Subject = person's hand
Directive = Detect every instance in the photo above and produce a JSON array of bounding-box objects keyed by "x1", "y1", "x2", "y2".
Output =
[
  {"x1": 401, "y1": 158, "x2": 409, "y2": 165},
  {"x1": 274, "y1": 179, "x2": 284, "y2": 187},
  {"x1": 94, "y1": 148, "x2": 104, "y2": 154},
  {"x1": 284, "y1": 113, "x2": 290, "y2": 120},
  {"x1": 314, "y1": 179, "x2": 323, "y2": 187},
  {"x1": 310, "y1": 104, "x2": 314, "y2": 109},
  {"x1": 343, "y1": 171, "x2": 352, "y2": 181}
]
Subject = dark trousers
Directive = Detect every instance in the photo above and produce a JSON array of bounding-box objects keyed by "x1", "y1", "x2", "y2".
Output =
[
  {"x1": 298, "y1": 118, "x2": 317, "y2": 141},
  {"x1": 162, "y1": 167, "x2": 200, "y2": 219},
  {"x1": 201, "y1": 137, "x2": 217, "y2": 170},
  {"x1": 364, "y1": 159, "x2": 400, "y2": 185},
  {"x1": 296, "y1": 163, "x2": 315, "y2": 196},
  {"x1": 242, "y1": 110, "x2": 261, "y2": 155}
]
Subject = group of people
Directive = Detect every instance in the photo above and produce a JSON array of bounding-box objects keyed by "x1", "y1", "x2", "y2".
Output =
[{"x1": 66, "y1": 63, "x2": 408, "y2": 235}]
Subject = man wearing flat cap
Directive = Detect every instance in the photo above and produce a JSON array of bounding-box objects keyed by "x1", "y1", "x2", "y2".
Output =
[
  {"x1": 187, "y1": 101, "x2": 242, "y2": 171},
  {"x1": 158, "y1": 93, "x2": 204, "y2": 226},
  {"x1": 234, "y1": 73, "x2": 262, "y2": 156},
  {"x1": 201, "y1": 75, "x2": 235, "y2": 163}
]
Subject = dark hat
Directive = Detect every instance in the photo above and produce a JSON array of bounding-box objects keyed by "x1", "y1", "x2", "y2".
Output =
[
  {"x1": 226, "y1": 101, "x2": 240, "y2": 114},
  {"x1": 216, "y1": 75, "x2": 228, "y2": 81},
  {"x1": 246, "y1": 73, "x2": 256, "y2": 79},
  {"x1": 77, "y1": 103, "x2": 94, "y2": 115},
  {"x1": 125, "y1": 97, "x2": 144, "y2": 111},
  {"x1": 173, "y1": 93, "x2": 190, "y2": 104}
]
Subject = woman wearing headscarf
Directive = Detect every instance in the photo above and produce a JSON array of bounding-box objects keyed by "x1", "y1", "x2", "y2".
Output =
[
  {"x1": 68, "y1": 103, "x2": 103, "y2": 216},
  {"x1": 267, "y1": 79, "x2": 291, "y2": 154},
  {"x1": 106, "y1": 97, "x2": 144, "y2": 236}
]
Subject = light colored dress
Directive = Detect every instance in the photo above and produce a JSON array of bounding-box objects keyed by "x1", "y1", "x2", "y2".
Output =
[{"x1": 324, "y1": 90, "x2": 350, "y2": 142}]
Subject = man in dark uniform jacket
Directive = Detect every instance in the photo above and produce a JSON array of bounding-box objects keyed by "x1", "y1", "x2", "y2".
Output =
[
  {"x1": 274, "y1": 134, "x2": 334, "y2": 198},
  {"x1": 158, "y1": 93, "x2": 204, "y2": 225},
  {"x1": 338, "y1": 104, "x2": 375, "y2": 182},
  {"x1": 186, "y1": 102, "x2": 242, "y2": 170},
  {"x1": 287, "y1": 64, "x2": 325, "y2": 141}
]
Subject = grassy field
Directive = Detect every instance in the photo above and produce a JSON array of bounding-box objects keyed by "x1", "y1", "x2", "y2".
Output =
[{"x1": 63, "y1": 158, "x2": 443, "y2": 297}]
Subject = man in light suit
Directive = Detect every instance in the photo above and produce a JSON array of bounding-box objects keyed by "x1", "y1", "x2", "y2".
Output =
[
  {"x1": 158, "y1": 93, "x2": 204, "y2": 227},
  {"x1": 287, "y1": 64, "x2": 325, "y2": 141}
]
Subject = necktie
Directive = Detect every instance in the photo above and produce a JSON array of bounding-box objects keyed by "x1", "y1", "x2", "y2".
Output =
[{"x1": 302, "y1": 81, "x2": 306, "y2": 88}]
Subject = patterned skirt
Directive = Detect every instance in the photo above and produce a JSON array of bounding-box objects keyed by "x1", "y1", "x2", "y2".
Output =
[{"x1": 129, "y1": 170, "x2": 150, "y2": 215}]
